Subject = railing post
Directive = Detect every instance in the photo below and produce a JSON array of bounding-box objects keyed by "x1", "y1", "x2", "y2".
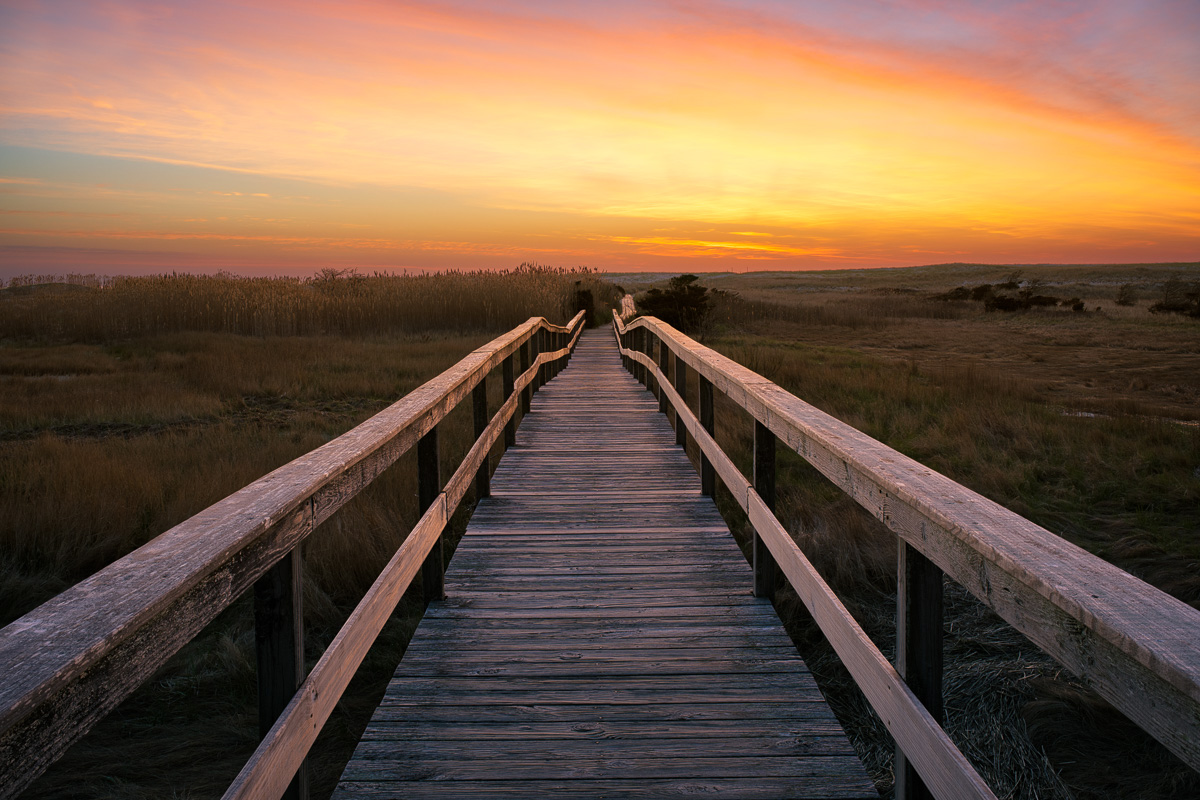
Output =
[
  {"x1": 636, "y1": 328, "x2": 646, "y2": 386},
  {"x1": 254, "y1": 549, "x2": 308, "y2": 800},
  {"x1": 896, "y1": 544, "x2": 944, "y2": 800},
  {"x1": 641, "y1": 331, "x2": 650, "y2": 388},
  {"x1": 699, "y1": 376, "x2": 715, "y2": 497},
  {"x1": 534, "y1": 327, "x2": 545, "y2": 391},
  {"x1": 419, "y1": 426, "x2": 444, "y2": 604},
  {"x1": 503, "y1": 354, "x2": 516, "y2": 447},
  {"x1": 657, "y1": 339, "x2": 669, "y2": 414},
  {"x1": 473, "y1": 377, "x2": 490, "y2": 499},
  {"x1": 520, "y1": 338, "x2": 532, "y2": 414},
  {"x1": 753, "y1": 420, "x2": 778, "y2": 599},
  {"x1": 674, "y1": 353, "x2": 688, "y2": 449}
]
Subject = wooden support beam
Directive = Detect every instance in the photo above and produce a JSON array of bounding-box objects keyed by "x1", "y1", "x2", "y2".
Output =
[
  {"x1": 520, "y1": 339, "x2": 532, "y2": 414},
  {"x1": 472, "y1": 378, "x2": 490, "y2": 499},
  {"x1": 896, "y1": 544, "x2": 945, "y2": 800},
  {"x1": 657, "y1": 338, "x2": 669, "y2": 415},
  {"x1": 699, "y1": 376, "x2": 715, "y2": 497},
  {"x1": 674, "y1": 353, "x2": 688, "y2": 450},
  {"x1": 253, "y1": 550, "x2": 308, "y2": 800},
  {"x1": 753, "y1": 420, "x2": 778, "y2": 599},
  {"x1": 502, "y1": 355, "x2": 515, "y2": 448},
  {"x1": 418, "y1": 427, "x2": 444, "y2": 604}
]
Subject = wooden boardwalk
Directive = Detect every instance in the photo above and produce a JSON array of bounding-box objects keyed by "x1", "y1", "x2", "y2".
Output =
[{"x1": 333, "y1": 329, "x2": 878, "y2": 799}]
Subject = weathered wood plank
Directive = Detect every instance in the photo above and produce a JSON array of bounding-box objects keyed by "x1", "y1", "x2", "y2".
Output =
[{"x1": 335, "y1": 778, "x2": 875, "y2": 800}]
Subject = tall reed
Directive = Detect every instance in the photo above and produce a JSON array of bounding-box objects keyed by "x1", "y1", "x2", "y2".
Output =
[{"x1": 0, "y1": 265, "x2": 618, "y2": 340}]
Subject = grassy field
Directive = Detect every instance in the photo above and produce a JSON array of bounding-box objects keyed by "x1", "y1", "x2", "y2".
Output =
[
  {"x1": 3, "y1": 262, "x2": 1196, "y2": 798},
  {"x1": 0, "y1": 266, "x2": 617, "y2": 799},
  {"x1": 622, "y1": 263, "x2": 1199, "y2": 799}
]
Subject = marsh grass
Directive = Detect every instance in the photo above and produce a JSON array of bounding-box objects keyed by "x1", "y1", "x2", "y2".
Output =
[
  {"x1": 678, "y1": 269, "x2": 1200, "y2": 799},
  {"x1": 0, "y1": 265, "x2": 616, "y2": 340},
  {"x1": 2, "y1": 266, "x2": 617, "y2": 799}
]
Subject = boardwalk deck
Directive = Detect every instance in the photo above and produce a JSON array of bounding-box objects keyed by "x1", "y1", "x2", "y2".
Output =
[{"x1": 333, "y1": 329, "x2": 878, "y2": 799}]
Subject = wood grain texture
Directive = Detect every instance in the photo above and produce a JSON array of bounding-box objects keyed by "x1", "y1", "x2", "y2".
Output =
[
  {"x1": 0, "y1": 312, "x2": 584, "y2": 798},
  {"x1": 332, "y1": 329, "x2": 877, "y2": 800},
  {"x1": 615, "y1": 314, "x2": 1200, "y2": 772}
]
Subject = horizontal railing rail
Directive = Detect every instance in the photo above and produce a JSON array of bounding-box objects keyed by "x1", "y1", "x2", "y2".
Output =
[
  {"x1": 0, "y1": 310, "x2": 587, "y2": 800},
  {"x1": 613, "y1": 308, "x2": 1200, "y2": 800}
]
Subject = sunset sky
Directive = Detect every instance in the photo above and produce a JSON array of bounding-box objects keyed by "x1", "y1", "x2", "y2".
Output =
[{"x1": 1, "y1": 0, "x2": 1198, "y2": 276}]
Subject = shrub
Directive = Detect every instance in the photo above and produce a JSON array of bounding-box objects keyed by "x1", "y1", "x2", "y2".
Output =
[
  {"x1": 1148, "y1": 279, "x2": 1200, "y2": 318},
  {"x1": 637, "y1": 274, "x2": 712, "y2": 333},
  {"x1": 1115, "y1": 284, "x2": 1138, "y2": 306}
]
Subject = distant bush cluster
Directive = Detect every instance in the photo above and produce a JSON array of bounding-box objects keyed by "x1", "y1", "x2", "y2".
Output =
[
  {"x1": 936, "y1": 277, "x2": 1087, "y2": 313},
  {"x1": 0, "y1": 265, "x2": 619, "y2": 341},
  {"x1": 1148, "y1": 279, "x2": 1200, "y2": 318}
]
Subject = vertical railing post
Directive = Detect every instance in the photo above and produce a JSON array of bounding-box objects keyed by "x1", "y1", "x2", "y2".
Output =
[
  {"x1": 503, "y1": 353, "x2": 516, "y2": 448},
  {"x1": 674, "y1": 353, "x2": 688, "y2": 449},
  {"x1": 472, "y1": 377, "x2": 490, "y2": 499},
  {"x1": 535, "y1": 327, "x2": 546, "y2": 390},
  {"x1": 634, "y1": 328, "x2": 643, "y2": 384},
  {"x1": 648, "y1": 333, "x2": 660, "y2": 404},
  {"x1": 254, "y1": 549, "x2": 308, "y2": 800},
  {"x1": 896, "y1": 545, "x2": 944, "y2": 800},
  {"x1": 520, "y1": 337, "x2": 532, "y2": 414},
  {"x1": 657, "y1": 338, "x2": 669, "y2": 414},
  {"x1": 753, "y1": 420, "x2": 778, "y2": 599},
  {"x1": 699, "y1": 376, "x2": 715, "y2": 497},
  {"x1": 419, "y1": 426, "x2": 444, "y2": 604}
]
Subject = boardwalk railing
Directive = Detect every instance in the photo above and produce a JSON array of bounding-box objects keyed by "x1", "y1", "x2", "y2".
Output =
[
  {"x1": 613, "y1": 309, "x2": 1200, "y2": 800},
  {"x1": 0, "y1": 310, "x2": 587, "y2": 800}
]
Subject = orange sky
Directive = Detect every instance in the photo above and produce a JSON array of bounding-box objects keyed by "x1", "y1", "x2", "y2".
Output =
[{"x1": 1, "y1": 0, "x2": 1198, "y2": 275}]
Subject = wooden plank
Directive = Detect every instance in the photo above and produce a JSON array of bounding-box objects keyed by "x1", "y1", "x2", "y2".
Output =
[
  {"x1": 358, "y1": 717, "x2": 848, "y2": 740},
  {"x1": 617, "y1": 314, "x2": 1200, "y2": 772},
  {"x1": 335, "y1": 778, "x2": 876, "y2": 799},
  {"x1": 363, "y1": 701, "x2": 839, "y2": 724}
]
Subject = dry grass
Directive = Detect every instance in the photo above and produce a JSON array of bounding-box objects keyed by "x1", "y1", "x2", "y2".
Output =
[
  {"x1": 655, "y1": 264, "x2": 1200, "y2": 799},
  {"x1": 2, "y1": 266, "x2": 620, "y2": 799},
  {"x1": 0, "y1": 264, "x2": 617, "y2": 340}
]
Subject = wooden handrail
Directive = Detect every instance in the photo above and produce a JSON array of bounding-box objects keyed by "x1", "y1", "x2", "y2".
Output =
[
  {"x1": 612, "y1": 311, "x2": 1200, "y2": 796},
  {"x1": 0, "y1": 311, "x2": 586, "y2": 799}
]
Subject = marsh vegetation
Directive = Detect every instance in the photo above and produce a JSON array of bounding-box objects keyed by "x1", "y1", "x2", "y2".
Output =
[
  {"x1": 2, "y1": 262, "x2": 1195, "y2": 798},
  {"x1": 0, "y1": 266, "x2": 616, "y2": 799},
  {"x1": 625, "y1": 262, "x2": 1199, "y2": 799}
]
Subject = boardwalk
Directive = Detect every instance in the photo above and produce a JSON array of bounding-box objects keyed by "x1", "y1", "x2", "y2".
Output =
[{"x1": 334, "y1": 329, "x2": 877, "y2": 799}]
